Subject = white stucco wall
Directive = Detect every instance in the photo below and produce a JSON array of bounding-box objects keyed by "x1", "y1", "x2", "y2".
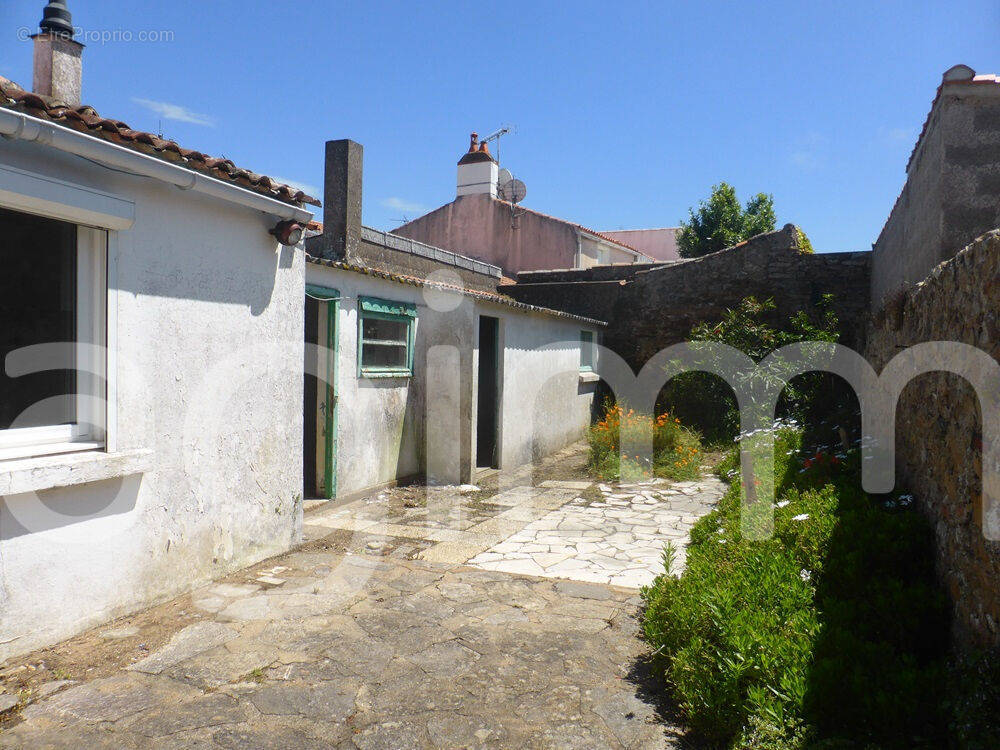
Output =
[
  {"x1": 306, "y1": 263, "x2": 599, "y2": 497},
  {"x1": 0, "y1": 140, "x2": 306, "y2": 659},
  {"x1": 491, "y1": 307, "x2": 598, "y2": 471}
]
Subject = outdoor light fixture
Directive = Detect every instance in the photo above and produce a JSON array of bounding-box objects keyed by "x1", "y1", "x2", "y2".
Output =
[{"x1": 270, "y1": 220, "x2": 304, "y2": 247}]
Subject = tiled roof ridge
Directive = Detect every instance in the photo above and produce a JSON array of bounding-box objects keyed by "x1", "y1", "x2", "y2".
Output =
[
  {"x1": 305, "y1": 254, "x2": 607, "y2": 327},
  {"x1": 0, "y1": 75, "x2": 319, "y2": 207}
]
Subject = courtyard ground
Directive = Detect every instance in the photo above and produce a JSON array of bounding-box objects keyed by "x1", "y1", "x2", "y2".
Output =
[{"x1": 0, "y1": 445, "x2": 724, "y2": 749}]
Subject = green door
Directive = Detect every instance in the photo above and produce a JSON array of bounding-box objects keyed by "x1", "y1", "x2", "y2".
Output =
[{"x1": 306, "y1": 285, "x2": 340, "y2": 499}]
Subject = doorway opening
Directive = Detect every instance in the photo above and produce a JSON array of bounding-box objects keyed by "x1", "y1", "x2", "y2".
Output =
[
  {"x1": 476, "y1": 315, "x2": 500, "y2": 469},
  {"x1": 303, "y1": 286, "x2": 339, "y2": 499}
]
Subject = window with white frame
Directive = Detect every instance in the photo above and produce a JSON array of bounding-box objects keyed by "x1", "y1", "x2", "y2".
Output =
[
  {"x1": 0, "y1": 206, "x2": 106, "y2": 460},
  {"x1": 357, "y1": 296, "x2": 416, "y2": 378}
]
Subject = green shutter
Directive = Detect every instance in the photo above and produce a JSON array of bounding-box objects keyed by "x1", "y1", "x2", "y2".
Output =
[{"x1": 359, "y1": 296, "x2": 417, "y2": 318}]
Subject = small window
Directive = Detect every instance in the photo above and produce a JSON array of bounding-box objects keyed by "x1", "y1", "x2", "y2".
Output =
[
  {"x1": 358, "y1": 296, "x2": 416, "y2": 377},
  {"x1": 0, "y1": 206, "x2": 107, "y2": 460},
  {"x1": 580, "y1": 330, "x2": 595, "y2": 371}
]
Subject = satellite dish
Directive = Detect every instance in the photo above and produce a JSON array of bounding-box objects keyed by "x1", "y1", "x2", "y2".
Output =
[
  {"x1": 497, "y1": 168, "x2": 513, "y2": 188},
  {"x1": 502, "y1": 178, "x2": 527, "y2": 204}
]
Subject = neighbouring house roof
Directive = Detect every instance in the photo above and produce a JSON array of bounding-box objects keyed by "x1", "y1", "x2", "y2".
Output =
[
  {"x1": 305, "y1": 253, "x2": 606, "y2": 327},
  {"x1": 302, "y1": 222, "x2": 505, "y2": 278},
  {"x1": 0, "y1": 75, "x2": 319, "y2": 207}
]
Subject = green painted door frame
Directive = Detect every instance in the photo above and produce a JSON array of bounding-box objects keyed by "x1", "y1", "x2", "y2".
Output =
[{"x1": 307, "y1": 284, "x2": 340, "y2": 499}]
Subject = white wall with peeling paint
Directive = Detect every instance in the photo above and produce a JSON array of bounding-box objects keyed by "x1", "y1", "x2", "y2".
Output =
[
  {"x1": 0, "y1": 139, "x2": 305, "y2": 660},
  {"x1": 306, "y1": 263, "x2": 600, "y2": 499}
]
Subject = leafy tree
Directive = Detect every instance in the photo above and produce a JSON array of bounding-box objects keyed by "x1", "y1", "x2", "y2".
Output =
[{"x1": 677, "y1": 183, "x2": 776, "y2": 258}]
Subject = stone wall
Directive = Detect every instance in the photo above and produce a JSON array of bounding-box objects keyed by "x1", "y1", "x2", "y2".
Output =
[
  {"x1": 866, "y1": 230, "x2": 1000, "y2": 646},
  {"x1": 509, "y1": 225, "x2": 871, "y2": 368},
  {"x1": 502, "y1": 279, "x2": 625, "y2": 324},
  {"x1": 870, "y1": 67, "x2": 1000, "y2": 306}
]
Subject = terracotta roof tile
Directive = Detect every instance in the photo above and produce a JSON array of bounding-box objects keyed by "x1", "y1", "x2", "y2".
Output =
[
  {"x1": 305, "y1": 254, "x2": 606, "y2": 326},
  {"x1": 0, "y1": 76, "x2": 319, "y2": 207}
]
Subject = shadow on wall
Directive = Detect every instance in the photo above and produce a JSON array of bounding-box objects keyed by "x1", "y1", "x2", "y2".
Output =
[
  {"x1": 0, "y1": 474, "x2": 142, "y2": 541},
  {"x1": 121, "y1": 229, "x2": 296, "y2": 318}
]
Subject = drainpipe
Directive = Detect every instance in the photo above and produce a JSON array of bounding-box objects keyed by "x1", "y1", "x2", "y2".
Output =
[
  {"x1": 575, "y1": 230, "x2": 583, "y2": 269},
  {"x1": 0, "y1": 107, "x2": 313, "y2": 223}
]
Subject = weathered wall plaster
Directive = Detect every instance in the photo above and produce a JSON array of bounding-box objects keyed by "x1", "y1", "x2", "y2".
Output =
[
  {"x1": 0, "y1": 139, "x2": 305, "y2": 659},
  {"x1": 305, "y1": 263, "x2": 598, "y2": 497}
]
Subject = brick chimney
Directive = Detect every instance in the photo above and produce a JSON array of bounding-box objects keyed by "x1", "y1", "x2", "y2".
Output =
[
  {"x1": 456, "y1": 132, "x2": 498, "y2": 198},
  {"x1": 32, "y1": 1, "x2": 83, "y2": 105}
]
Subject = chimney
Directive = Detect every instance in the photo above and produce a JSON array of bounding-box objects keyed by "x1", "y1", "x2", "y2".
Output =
[
  {"x1": 32, "y1": 1, "x2": 83, "y2": 106},
  {"x1": 314, "y1": 139, "x2": 363, "y2": 261},
  {"x1": 456, "y1": 131, "x2": 498, "y2": 198}
]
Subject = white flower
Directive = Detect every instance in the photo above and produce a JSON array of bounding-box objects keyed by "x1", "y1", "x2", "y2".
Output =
[
  {"x1": 791, "y1": 513, "x2": 809, "y2": 522},
  {"x1": 776, "y1": 500, "x2": 790, "y2": 509},
  {"x1": 799, "y1": 569, "x2": 811, "y2": 582}
]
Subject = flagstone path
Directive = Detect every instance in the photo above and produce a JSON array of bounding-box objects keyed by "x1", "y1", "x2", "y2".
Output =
[{"x1": 0, "y1": 445, "x2": 726, "y2": 749}]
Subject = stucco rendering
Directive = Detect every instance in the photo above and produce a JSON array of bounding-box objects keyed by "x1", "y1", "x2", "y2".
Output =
[
  {"x1": 305, "y1": 260, "x2": 601, "y2": 498},
  {"x1": 0, "y1": 136, "x2": 308, "y2": 659},
  {"x1": 598, "y1": 227, "x2": 681, "y2": 262},
  {"x1": 391, "y1": 135, "x2": 652, "y2": 275}
]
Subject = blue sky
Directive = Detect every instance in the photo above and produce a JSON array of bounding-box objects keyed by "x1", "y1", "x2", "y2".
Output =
[{"x1": 1, "y1": 1, "x2": 996, "y2": 251}]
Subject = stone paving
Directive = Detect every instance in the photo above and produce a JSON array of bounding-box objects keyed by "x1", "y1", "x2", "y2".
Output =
[
  {"x1": 467, "y1": 478, "x2": 725, "y2": 588},
  {"x1": 0, "y1": 446, "x2": 726, "y2": 748},
  {"x1": 306, "y1": 445, "x2": 723, "y2": 591},
  {"x1": 0, "y1": 552, "x2": 685, "y2": 749}
]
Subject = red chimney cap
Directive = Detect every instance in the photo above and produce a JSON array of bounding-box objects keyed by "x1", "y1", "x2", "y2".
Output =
[{"x1": 468, "y1": 132, "x2": 479, "y2": 152}]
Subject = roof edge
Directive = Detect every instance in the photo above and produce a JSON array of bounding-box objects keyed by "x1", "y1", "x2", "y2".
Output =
[{"x1": 305, "y1": 254, "x2": 607, "y2": 327}]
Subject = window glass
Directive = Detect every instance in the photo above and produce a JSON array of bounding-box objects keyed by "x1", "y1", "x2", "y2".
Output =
[
  {"x1": 358, "y1": 302, "x2": 414, "y2": 376},
  {"x1": 362, "y1": 317, "x2": 408, "y2": 345},
  {"x1": 580, "y1": 330, "x2": 595, "y2": 371},
  {"x1": 0, "y1": 207, "x2": 77, "y2": 430}
]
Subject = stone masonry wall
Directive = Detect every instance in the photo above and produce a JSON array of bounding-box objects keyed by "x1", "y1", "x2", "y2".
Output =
[
  {"x1": 866, "y1": 230, "x2": 1000, "y2": 646},
  {"x1": 870, "y1": 71, "x2": 1000, "y2": 306},
  {"x1": 610, "y1": 226, "x2": 871, "y2": 367},
  {"x1": 507, "y1": 225, "x2": 871, "y2": 365}
]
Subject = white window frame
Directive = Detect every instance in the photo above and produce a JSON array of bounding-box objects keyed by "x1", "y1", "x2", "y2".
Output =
[
  {"x1": 0, "y1": 222, "x2": 107, "y2": 461},
  {"x1": 0, "y1": 165, "x2": 126, "y2": 462}
]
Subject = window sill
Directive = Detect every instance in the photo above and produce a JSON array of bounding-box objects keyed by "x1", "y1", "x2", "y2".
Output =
[
  {"x1": 579, "y1": 371, "x2": 601, "y2": 384},
  {"x1": 360, "y1": 370, "x2": 413, "y2": 380},
  {"x1": 0, "y1": 448, "x2": 154, "y2": 495}
]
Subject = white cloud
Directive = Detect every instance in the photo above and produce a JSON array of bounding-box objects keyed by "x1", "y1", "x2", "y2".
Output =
[
  {"x1": 271, "y1": 176, "x2": 321, "y2": 197},
  {"x1": 132, "y1": 98, "x2": 215, "y2": 127},
  {"x1": 381, "y1": 197, "x2": 428, "y2": 214}
]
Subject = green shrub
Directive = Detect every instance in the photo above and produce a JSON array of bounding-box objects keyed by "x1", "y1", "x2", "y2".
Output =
[
  {"x1": 641, "y1": 428, "x2": 950, "y2": 748},
  {"x1": 587, "y1": 400, "x2": 703, "y2": 482},
  {"x1": 659, "y1": 296, "x2": 842, "y2": 443}
]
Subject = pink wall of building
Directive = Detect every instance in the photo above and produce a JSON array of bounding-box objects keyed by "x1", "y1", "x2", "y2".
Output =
[
  {"x1": 599, "y1": 228, "x2": 681, "y2": 261},
  {"x1": 394, "y1": 194, "x2": 581, "y2": 276}
]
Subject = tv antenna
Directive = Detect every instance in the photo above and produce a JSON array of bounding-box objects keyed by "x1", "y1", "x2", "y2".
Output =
[{"x1": 480, "y1": 125, "x2": 513, "y2": 166}]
